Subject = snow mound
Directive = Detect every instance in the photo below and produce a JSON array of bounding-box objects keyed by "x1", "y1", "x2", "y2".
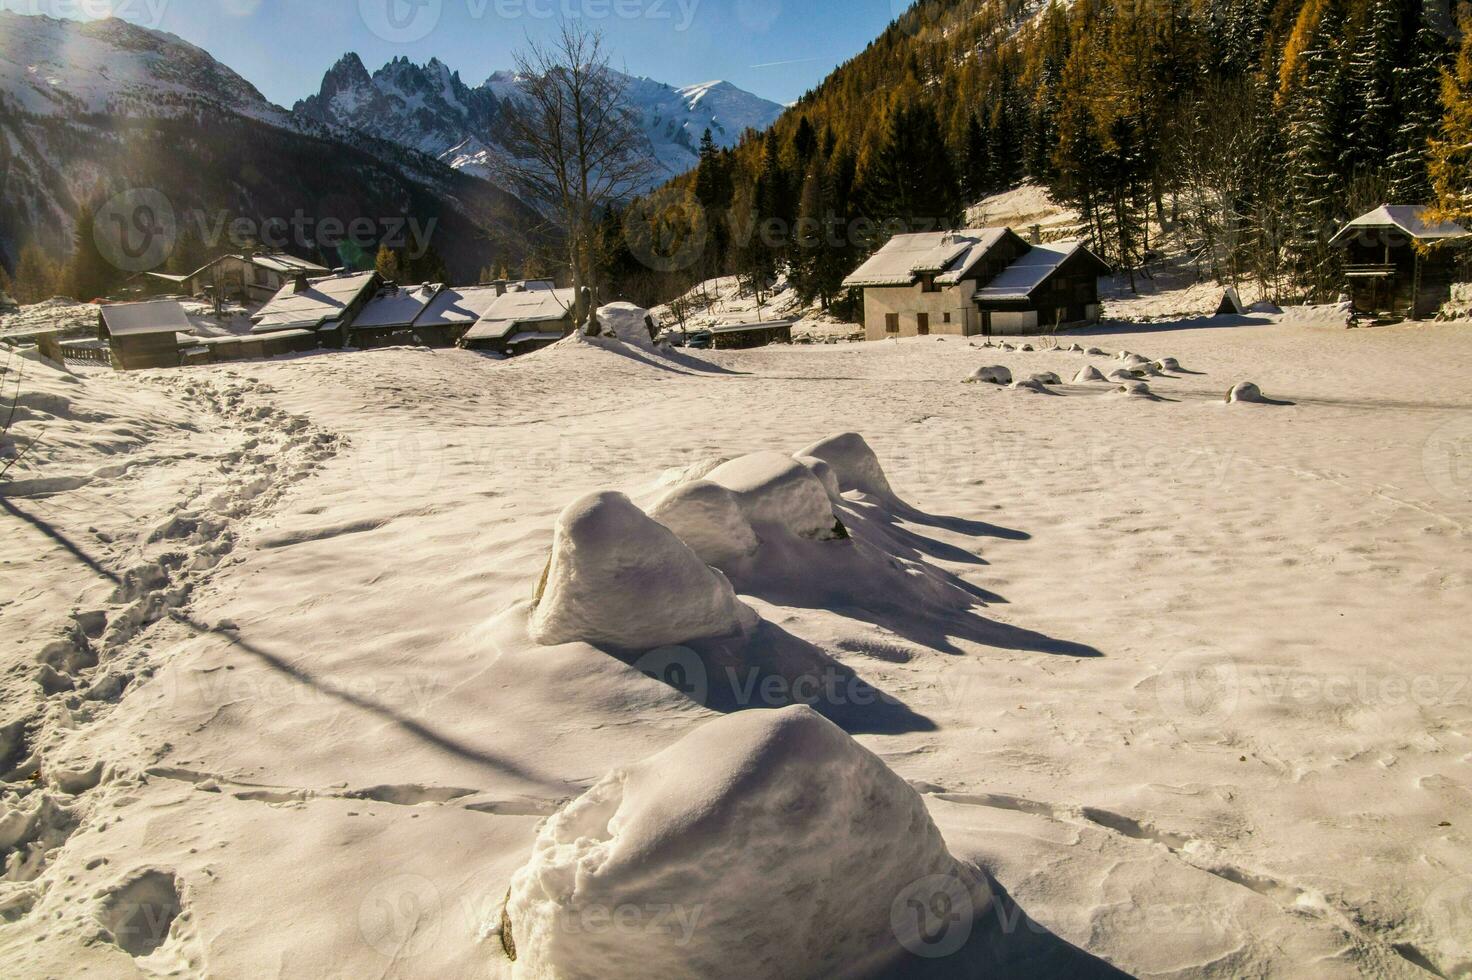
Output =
[
  {"x1": 656, "y1": 456, "x2": 732, "y2": 488},
  {"x1": 705, "y1": 452, "x2": 843, "y2": 540},
  {"x1": 997, "y1": 342, "x2": 1016, "y2": 352},
  {"x1": 1065, "y1": 343, "x2": 1085, "y2": 352},
  {"x1": 1019, "y1": 343, "x2": 1035, "y2": 352},
  {"x1": 530, "y1": 491, "x2": 756, "y2": 649},
  {"x1": 501, "y1": 705, "x2": 987, "y2": 978},
  {"x1": 1227, "y1": 381, "x2": 1266, "y2": 403},
  {"x1": 1074, "y1": 365, "x2": 1107, "y2": 383},
  {"x1": 1115, "y1": 381, "x2": 1154, "y2": 398},
  {"x1": 1155, "y1": 357, "x2": 1182, "y2": 372},
  {"x1": 1276, "y1": 302, "x2": 1352, "y2": 328},
  {"x1": 1121, "y1": 353, "x2": 1150, "y2": 366},
  {"x1": 1085, "y1": 347, "x2": 1107, "y2": 356},
  {"x1": 598, "y1": 302, "x2": 655, "y2": 346},
  {"x1": 648, "y1": 480, "x2": 761, "y2": 568},
  {"x1": 794, "y1": 455, "x2": 843, "y2": 502},
  {"x1": 797, "y1": 432, "x2": 896, "y2": 502},
  {"x1": 1106, "y1": 368, "x2": 1142, "y2": 382},
  {"x1": 1009, "y1": 378, "x2": 1049, "y2": 393},
  {"x1": 1029, "y1": 371, "x2": 1062, "y2": 385},
  {"x1": 966, "y1": 365, "x2": 1012, "y2": 385},
  {"x1": 1248, "y1": 300, "x2": 1283, "y2": 314}
]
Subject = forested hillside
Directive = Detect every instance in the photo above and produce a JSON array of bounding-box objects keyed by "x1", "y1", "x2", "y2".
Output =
[{"x1": 613, "y1": 0, "x2": 1472, "y2": 311}]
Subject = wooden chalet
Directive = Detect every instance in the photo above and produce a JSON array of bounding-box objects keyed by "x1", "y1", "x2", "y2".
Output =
[
  {"x1": 98, "y1": 299, "x2": 191, "y2": 370},
  {"x1": 1330, "y1": 206, "x2": 1472, "y2": 320}
]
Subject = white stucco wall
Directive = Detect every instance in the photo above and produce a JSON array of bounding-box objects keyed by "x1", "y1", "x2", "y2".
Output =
[
  {"x1": 862, "y1": 281, "x2": 978, "y2": 340},
  {"x1": 987, "y1": 310, "x2": 1039, "y2": 335}
]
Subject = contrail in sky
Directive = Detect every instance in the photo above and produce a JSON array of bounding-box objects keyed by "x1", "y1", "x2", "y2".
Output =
[{"x1": 749, "y1": 58, "x2": 822, "y2": 69}]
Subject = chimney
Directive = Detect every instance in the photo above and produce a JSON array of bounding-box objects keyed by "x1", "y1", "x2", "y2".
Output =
[
  {"x1": 292, "y1": 272, "x2": 311, "y2": 294},
  {"x1": 494, "y1": 279, "x2": 508, "y2": 296}
]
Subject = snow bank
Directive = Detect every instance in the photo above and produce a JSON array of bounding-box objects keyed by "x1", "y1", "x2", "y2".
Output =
[
  {"x1": 966, "y1": 365, "x2": 1012, "y2": 385},
  {"x1": 648, "y1": 480, "x2": 760, "y2": 568},
  {"x1": 797, "y1": 432, "x2": 896, "y2": 502},
  {"x1": 705, "y1": 452, "x2": 843, "y2": 540},
  {"x1": 501, "y1": 705, "x2": 988, "y2": 979},
  {"x1": 1074, "y1": 365, "x2": 1107, "y2": 383},
  {"x1": 598, "y1": 302, "x2": 656, "y2": 346},
  {"x1": 530, "y1": 491, "x2": 756, "y2": 649},
  {"x1": 794, "y1": 454, "x2": 843, "y2": 502},
  {"x1": 1276, "y1": 302, "x2": 1351, "y2": 328}
]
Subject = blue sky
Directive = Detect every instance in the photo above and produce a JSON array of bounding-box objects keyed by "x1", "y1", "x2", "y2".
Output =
[{"x1": 63, "y1": 0, "x2": 906, "y2": 106}]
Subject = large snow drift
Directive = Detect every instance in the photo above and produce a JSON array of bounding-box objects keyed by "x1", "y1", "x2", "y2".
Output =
[
  {"x1": 647, "y1": 479, "x2": 761, "y2": 568},
  {"x1": 704, "y1": 452, "x2": 843, "y2": 540},
  {"x1": 797, "y1": 432, "x2": 896, "y2": 502},
  {"x1": 500, "y1": 705, "x2": 989, "y2": 978},
  {"x1": 597, "y1": 302, "x2": 655, "y2": 346},
  {"x1": 529, "y1": 491, "x2": 756, "y2": 649}
]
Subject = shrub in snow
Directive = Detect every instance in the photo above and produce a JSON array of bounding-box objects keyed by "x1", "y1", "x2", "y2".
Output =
[
  {"x1": 1074, "y1": 365, "x2": 1106, "y2": 383},
  {"x1": 597, "y1": 302, "x2": 656, "y2": 346},
  {"x1": 648, "y1": 480, "x2": 760, "y2": 569},
  {"x1": 1227, "y1": 381, "x2": 1266, "y2": 403},
  {"x1": 500, "y1": 705, "x2": 989, "y2": 979},
  {"x1": 797, "y1": 432, "x2": 896, "y2": 502},
  {"x1": 965, "y1": 365, "x2": 1012, "y2": 385},
  {"x1": 530, "y1": 491, "x2": 756, "y2": 650},
  {"x1": 705, "y1": 452, "x2": 844, "y2": 540}
]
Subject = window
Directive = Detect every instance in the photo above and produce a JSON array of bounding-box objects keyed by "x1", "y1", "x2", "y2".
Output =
[
  {"x1": 943, "y1": 312, "x2": 952, "y2": 324},
  {"x1": 921, "y1": 276, "x2": 942, "y2": 293},
  {"x1": 917, "y1": 313, "x2": 930, "y2": 336},
  {"x1": 885, "y1": 313, "x2": 899, "y2": 334}
]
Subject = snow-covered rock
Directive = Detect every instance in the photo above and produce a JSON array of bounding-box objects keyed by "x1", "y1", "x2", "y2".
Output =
[
  {"x1": 966, "y1": 365, "x2": 1012, "y2": 385},
  {"x1": 1106, "y1": 368, "x2": 1142, "y2": 382},
  {"x1": 797, "y1": 432, "x2": 896, "y2": 502},
  {"x1": 501, "y1": 705, "x2": 989, "y2": 979},
  {"x1": 1155, "y1": 357, "x2": 1183, "y2": 372},
  {"x1": 1030, "y1": 372, "x2": 1062, "y2": 385},
  {"x1": 647, "y1": 480, "x2": 760, "y2": 569},
  {"x1": 1115, "y1": 381, "x2": 1154, "y2": 398},
  {"x1": 705, "y1": 453, "x2": 843, "y2": 540},
  {"x1": 598, "y1": 303, "x2": 655, "y2": 346},
  {"x1": 530, "y1": 491, "x2": 756, "y2": 649},
  {"x1": 1227, "y1": 381, "x2": 1266, "y2": 403},
  {"x1": 1074, "y1": 365, "x2": 1107, "y2": 383}
]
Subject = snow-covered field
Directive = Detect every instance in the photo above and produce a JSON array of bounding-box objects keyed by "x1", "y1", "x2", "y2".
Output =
[{"x1": 3, "y1": 307, "x2": 1471, "y2": 978}]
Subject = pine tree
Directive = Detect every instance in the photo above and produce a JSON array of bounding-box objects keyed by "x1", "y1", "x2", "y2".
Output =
[
  {"x1": 1344, "y1": 0, "x2": 1401, "y2": 179},
  {"x1": 67, "y1": 197, "x2": 119, "y2": 302},
  {"x1": 374, "y1": 244, "x2": 402, "y2": 283},
  {"x1": 1428, "y1": 9, "x2": 1472, "y2": 223},
  {"x1": 792, "y1": 116, "x2": 818, "y2": 164},
  {"x1": 1281, "y1": 0, "x2": 1348, "y2": 294},
  {"x1": 964, "y1": 113, "x2": 992, "y2": 201},
  {"x1": 862, "y1": 100, "x2": 961, "y2": 230},
  {"x1": 13, "y1": 244, "x2": 61, "y2": 305},
  {"x1": 1389, "y1": 24, "x2": 1448, "y2": 203}
]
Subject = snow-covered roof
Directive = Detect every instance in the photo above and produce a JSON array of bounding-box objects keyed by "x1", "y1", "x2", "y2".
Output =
[
  {"x1": 187, "y1": 252, "x2": 328, "y2": 280},
  {"x1": 463, "y1": 287, "x2": 576, "y2": 341},
  {"x1": 353, "y1": 283, "x2": 442, "y2": 330},
  {"x1": 973, "y1": 241, "x2": 1093, "y2": 301},
  {"x1": 1329, "y1": 205, "x2": 1472, "y2": 245},
  {"x1": 842, "y1": 229, "x2": 1012, "y2": 288},
  {"x1": 99, "y1": 299, "x2": 192, "y2": 337},
  {"x1": 412, "y1": 285, "x2": 508, "y2": 327},
  {"x1": 251, "y1": 272, "x2": 378, "y2": 334}
]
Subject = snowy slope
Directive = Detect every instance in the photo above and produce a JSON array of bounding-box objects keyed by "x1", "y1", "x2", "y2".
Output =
[
  {"x1": 0, "y1": 11, "x2": 287, "y2": 126},
  {"x1": 295, "y1": 57, "x2": 784, "y2": 193}
]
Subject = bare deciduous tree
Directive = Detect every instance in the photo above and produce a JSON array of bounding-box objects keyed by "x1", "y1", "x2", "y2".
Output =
[{"x1": 495, "y1": 24, "x2": 654, "y2": 335}]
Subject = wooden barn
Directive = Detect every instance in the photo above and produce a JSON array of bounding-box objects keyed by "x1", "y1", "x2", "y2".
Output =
[
  {"x1": 1330, "y1": 206, "x2": 1472, "y2": 320},
  {"x1": 98, "y1": 299, "x2": 190, "y2": 370},
  {"x1": 184, "y1": 252, "x2": 330, "y2": 305},
  {"x1": 250, "y1": 271, "x2": 381, "y2": 348},
  {"x1": 709, "y1": 320, "x2": 795, "y2": 349},
  {"x1": 461, "y1": 283, "x2": 578, "y2": 355}
]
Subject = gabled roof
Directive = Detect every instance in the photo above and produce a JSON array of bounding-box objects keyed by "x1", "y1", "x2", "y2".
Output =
[
  {"x1": 353, "y1": 283, "x2": 442, "y2": 330},
  {"x1": 187, "y1": 252, "x2": 329, "y2": 280},
  {"x1": 842, "y1": 229, "x2": 1015, "y2": 288},
  {"x1": 974, "y1": 241, "x2": 1108, "y2": 301},
  {"x1": 251, "y1": 271, "x2": 378, "y2": 334},
  {"x1": 1329, "y1": 205, "x2": 1471, "y2": 246},
  {"x1": 413, "y1": 285, "x2": 508, "y2": 328},
  {"x1": 99, "y1": 299, "x2": 192, "y2": 337},
  {"x1": 463, "y1": 286, "x2": 577, "y2": 342}
]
